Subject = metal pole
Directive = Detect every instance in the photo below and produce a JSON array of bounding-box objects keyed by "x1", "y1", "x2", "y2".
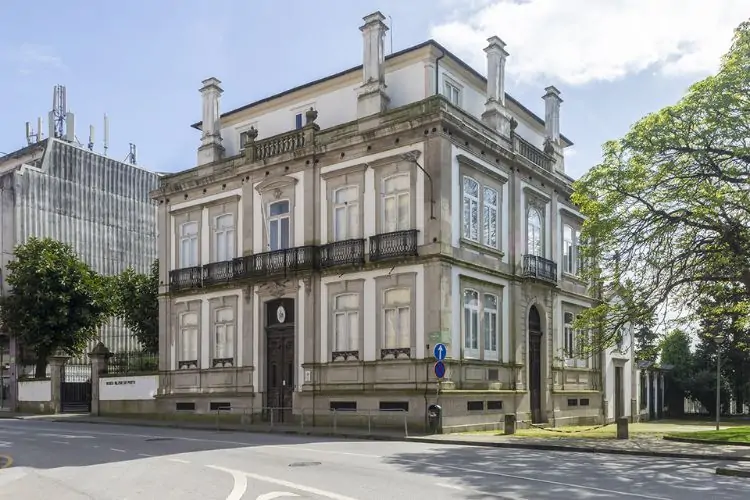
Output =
[{"x1": 716, "y1": 348, "x2": 721, "y2": 431}]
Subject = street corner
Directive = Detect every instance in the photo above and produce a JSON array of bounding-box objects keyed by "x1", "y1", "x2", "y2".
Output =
[{"x1": 0, "y1": 454, "x2": 13, "y2": 469}]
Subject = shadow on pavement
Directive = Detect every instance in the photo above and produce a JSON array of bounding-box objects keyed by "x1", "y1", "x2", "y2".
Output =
[{"x1": 384, "y1": 444, "x2": 750, "y2": 499}]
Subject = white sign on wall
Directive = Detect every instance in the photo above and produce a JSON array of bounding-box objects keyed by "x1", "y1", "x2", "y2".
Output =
[{"x1": 99, "y1": 375, "x2": 158, "y2": 401}]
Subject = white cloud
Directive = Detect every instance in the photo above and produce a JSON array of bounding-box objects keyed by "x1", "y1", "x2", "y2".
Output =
[
  {"x1": 431, "y1": 0, "x2": 748, "y2": 85},
  {"x1": 1, "y1": 43, "x2": 64, "y2": 74}
]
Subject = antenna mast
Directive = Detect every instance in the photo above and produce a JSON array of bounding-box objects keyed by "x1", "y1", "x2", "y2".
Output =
[
  {"x1": 49, "y1": 85, "x2": 67, "y2": 139},
  {"x1": 126, "y1": 143, "x2": 137, "y2": 165}
]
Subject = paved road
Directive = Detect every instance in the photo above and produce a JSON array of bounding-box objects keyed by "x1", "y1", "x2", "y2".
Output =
[{"x1": 0, "y1": 419, "x2": 749, "y2": 499}]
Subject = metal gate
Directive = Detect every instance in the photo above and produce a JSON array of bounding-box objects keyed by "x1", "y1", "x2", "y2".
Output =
[{"x1": 61, "y1": 364, "x2": 92, "y2": 413}]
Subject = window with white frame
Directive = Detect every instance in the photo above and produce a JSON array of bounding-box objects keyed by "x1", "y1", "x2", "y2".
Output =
[
  {"x1": 461, "y1": 176, "x2": 501, "y2": 249},
  {"x1": 576, "y1": 229, "x2": 585, "y2": 275},
  {"x1": 179, "y1": 312, "x2": 199, "y2": 365},
  {"x1": 526, "y1": 207, "x2": 543, "y2": 256},
  {"x1": 483, "y1": 294, "x2": 499, "y2": 359},
  {"x1": 268, "y1": 200, "x2": 291, "y2": 250},
  {"x1": 214, "y1": 214, "x2": 235, "y2": 262},
  {"x1": 463, "y1": 289, "x2": 479, "y2": 355},
  {"x1": 563, "y1": 312, "x2": 574, "y2": 358},
  {"x1": 382, "y1": 174, "x2": 410, "y2": 233},
  {"x1": 383, "y1": 288, "x2": 410, "y2": 350},
  {"x1": 563, "y1": 225, "x2": 574, "y2": 273},
  {"x1": 443, "y1": 80, "x2": 461, "y2": 106},
  {"x1": 333, "y1": 293, "x2": 359, "y2": 353},
  {"x1": 214, "y1": 307, "x2": 235, "y2": 362},
  {"x1": 333, "y1": 186, "x2": 360, "y2": 241},
  {"x1": 179, "y1": 222, "x2": 199, "y2": 268}
]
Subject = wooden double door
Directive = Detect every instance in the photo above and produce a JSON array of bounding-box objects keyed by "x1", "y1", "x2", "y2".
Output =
[{"x1": 265, "y1": 298, "x2": 295, "y2": 423}]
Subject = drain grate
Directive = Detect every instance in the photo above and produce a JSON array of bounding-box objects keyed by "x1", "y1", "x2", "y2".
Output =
[
  {"x1": 145, "y1": 437, "x2": 174, "y2": 442},
  {"x1": 288, "y1": 461, "x2": 321, "y2": 468}
]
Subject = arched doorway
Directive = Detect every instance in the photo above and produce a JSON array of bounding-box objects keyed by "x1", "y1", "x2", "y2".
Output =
[{"x1": 528, "y1": 305, "x2": 543, "y2": 423}]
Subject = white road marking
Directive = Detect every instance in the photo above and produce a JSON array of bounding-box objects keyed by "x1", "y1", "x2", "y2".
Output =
[
  {"x1": 168, "y1": 458, "x2": 191, "y2": 464},
  {"x1": 138, "y1": 453, "x2": 154, "y2": 458},
  {"x1": 437, "y1": 483, "x2": 464, "y2": 490},
  {"x1": 110, "y1": 448, "x2": 126, "y2": 453},
  {"x1": 220, "y1": 466, "x2": 248, "y2": 500},
  {"x1": 21, "y1": 438, "x2": 35, "y2": 442},
  {"x1": 0, "y1": 441, "x2": 11, "y2": 448},
  {"x1": 208, "y1": 465, "x2": 358, "y2": 500},
  {"x1": 51, "y1": 441, "x2": 69, "y2": 445},
  {"x1": 39, "y1": 433, "x2": 94, "y2": 439},
  {"x1": 257, "y1": 492, "x2": 300, "y2": 500}
]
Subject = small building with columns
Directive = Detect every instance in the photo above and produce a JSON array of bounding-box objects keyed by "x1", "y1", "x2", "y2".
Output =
[{"x1": 153, "y1": 11, "x2": 608, "y2": 430}]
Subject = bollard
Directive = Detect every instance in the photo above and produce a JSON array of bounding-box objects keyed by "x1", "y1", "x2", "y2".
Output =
[
  {"x1": 616, "y1": 416, "x2": 629, "y2": 439},
  {"x1": 504, "y1": 414, "x2": 517, "y2": 435}
]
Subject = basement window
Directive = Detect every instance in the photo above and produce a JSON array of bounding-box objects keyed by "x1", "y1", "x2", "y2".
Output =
[
  {"x1": 175, "y1": 402, "x2": 195, "y2": 411},
  {"x1": 487, "y1": 400, "x2": 503, "y2": 411},
  {"x1": 567, "y1": 398, "x2": 578, "y2": 407},
  {"x1": 579, "y1": 398, "x2": 590, "y2": 407},
  {"x1": 379, "y1": 401, "x2": 409, "y2": 412},
  {"x1": 467, "y1": 401, "x2": 484, "y2": 411},
  {"x1": 330, "y1": 401, "x2": 357, "y2": 411},
  {"x1": 210, "y1": 402, "x2": 231, "y2": 411}
]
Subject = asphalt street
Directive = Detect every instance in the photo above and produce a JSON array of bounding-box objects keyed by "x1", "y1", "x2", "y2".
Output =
[{"x1": 0, "y1": 419, "x2": 748, "y2": 499}]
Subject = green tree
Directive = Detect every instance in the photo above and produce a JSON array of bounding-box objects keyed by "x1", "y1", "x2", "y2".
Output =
[
  {"x1": 0, "y1": 237, "x2": 111, "y2": 377},
  {"x1": 571, "y1": 21, "x2": 750, "y2": 348},
  {"x1": 112, "y1": 260, "x2": 159, "y2": 353}
]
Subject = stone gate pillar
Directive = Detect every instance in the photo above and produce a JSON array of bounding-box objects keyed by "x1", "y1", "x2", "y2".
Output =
[
  {"x1": 89, "y1": 342, "x2": 111, "y2": 416},
  {"x1": 48, "y1": 350, "x2": 70, "y2": 414}
]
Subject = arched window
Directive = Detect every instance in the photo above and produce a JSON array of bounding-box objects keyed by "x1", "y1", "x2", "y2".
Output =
[
  {"x1": 268, "y1": 200, "x2": 290, "y2": 250},
  {"x1": 527, "y1": 207, "x2": 543, "y2": 256},
  {"x1": 214, "y1": 214, "x2": 235, "y2": 262},
  {"x1": 463, "y1": 289, "x2": 479, "y2": 354},
  {"x1": 333, "y1": 186, "x2": 360, "y2": 241}
]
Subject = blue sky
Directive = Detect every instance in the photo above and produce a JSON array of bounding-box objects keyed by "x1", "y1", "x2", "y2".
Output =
[{"x1": 0, "y1": 0, "x2": 746, "y2": 179}]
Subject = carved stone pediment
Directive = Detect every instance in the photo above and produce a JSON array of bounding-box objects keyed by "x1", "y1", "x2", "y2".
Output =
[
  {"x1": 255, "y1": 280, "x2": 298, "y2": 298},
  {"x1": 254, "y1": 175, "x2": 298, "y2": 195}
]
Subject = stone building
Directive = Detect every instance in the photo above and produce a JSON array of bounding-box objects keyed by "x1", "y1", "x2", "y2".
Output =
[{"x1": 154, "y1": 11, "x2": 612, "y2": 429}]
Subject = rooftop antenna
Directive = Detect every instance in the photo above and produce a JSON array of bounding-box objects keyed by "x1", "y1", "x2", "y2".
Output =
[
  {"x1": 25, "y1": 117, "x2": 45, "y2": 145},
  {"x1": 48, "y1": 85, "x2": 67, "y2": 139},
  {"x1": 388, "y1": 15, "x2": 393, "y2": 55},
  {"x1": 126, "y1": 143, "x2": 137, "y2": 165},
  {"x1": 88, "y1": 125, "x2": 95, "y2": 151},
  {"x1": 103, "y1": 114, "x2": 109, "y2": 156}
]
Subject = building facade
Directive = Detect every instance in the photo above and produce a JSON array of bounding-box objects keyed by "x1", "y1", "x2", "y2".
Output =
[
  {"x1": 155, "y1": 11, "x2": 617, "y2": 430},
  {"x1": 0, "y1": 136, "x2": 159, "y2": 405}
]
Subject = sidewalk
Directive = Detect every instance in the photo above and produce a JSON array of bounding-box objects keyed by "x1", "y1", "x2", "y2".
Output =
[{"x1": 4, "y1": 412, "x2": 750, "y2": 463}]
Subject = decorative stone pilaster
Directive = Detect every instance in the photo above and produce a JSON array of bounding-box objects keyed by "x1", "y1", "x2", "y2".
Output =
[
  {"x1": 197, "y1": 77, "x2": 225, "y2": 166},
  {"x1": 543, "y1": 86, "x2": 565, "y2": 171},
  {"x1": 357, "y1": 12, "x2": 390, "y2": 118},
  {"x1": 89, "y1": 342, "x2": 111, "y2": 416},
  {"x1": 48, "y1": 350, "x2": 70, "y2": 414},
  {"x1": 481, "y1": 36, "x2": 512, "y2": 137}
]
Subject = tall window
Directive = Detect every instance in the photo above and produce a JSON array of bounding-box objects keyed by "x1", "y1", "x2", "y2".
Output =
[
  {"x1": 527, "y1": 207, "x2": 543, "y2": 256},
  {"x1": 333, "y1": 293, "x2": 359, "y2": 353},
  {"x1": 463, "y1": 289, "x2": 479, "y2": 355},
  {"x1": 383, "y1": 288, "x2": 410, "y2": 350},
  {"x1": 179, "y1": 312, "x2": 199, "y2": 365},
  {"x1": 576, "y1": 313, "x2": 588, "y2": 366},
  {"x1": 462, "y1": 177, "x2": 479, "y2": 241},
  {"x1": 576, "y1": 229, "x2": 585, "y2": 275},
  {"x1": 443, "y1": 81, "x2": 461, "y2": 106},
  {"x1": 333, "y1": 186, "x2": 360, "y2": 241},
  {"x1": 462, "y1": 177, "x2": 500, "y2": 249},
  {"x1": 563, "y1": 312, "x2": 574, "y2": 358},
  {"x1": 214, "y1": 308, "x2": 235, "y2": 362},
  {"x1": 483, "y1": 294, "x2": 499, "y2": 359},
  {"x1": 382, "y1": 174, "x2": 410, "y2": 233},
  {"x1": 268, "y1": 200, "x2": 290, "y2": 251},
  {"x1": 563, "y1": 225, "x2": 574, "y2": 273},
  {"x1": 483, "y1": 187, "x2": 498, "y2": 248},
  {"x1": 214, "y1": 214, "x2": 235, "y2": 262},
  {"x1": 179, "y1": 222, "x2": 199, "y2": 267}
]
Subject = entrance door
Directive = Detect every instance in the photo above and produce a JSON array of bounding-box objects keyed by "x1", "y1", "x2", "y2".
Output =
[
  {"x1": 528, "y1": 305, "x2": 543, "y2": 424},
  {"x1": 265, "y1": 298, "x2": 295, "y2": 424},
  {"x1": 61, "y1": 364, "x2": 92, "y2": 413},
  {"x1": 614, "y1": 366, "x2": 624, "y2": 419}
]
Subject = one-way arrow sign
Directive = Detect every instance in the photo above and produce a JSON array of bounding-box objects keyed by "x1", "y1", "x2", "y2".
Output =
[{"x1": 433, "y1": 343, "x2": 447, "y2": 361}]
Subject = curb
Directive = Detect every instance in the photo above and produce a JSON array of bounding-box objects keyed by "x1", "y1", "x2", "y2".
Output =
[
  {"x1": 664, "y1": 435, "x2": 750, "y2": 447},
  {"x1": 716, "y1": 466, "x2": 750, "y2": 478},
  {"x1": 405, "y1": 436, "x2": 750, "y2": 462}
]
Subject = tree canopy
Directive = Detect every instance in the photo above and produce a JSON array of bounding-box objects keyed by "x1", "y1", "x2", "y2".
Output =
[
  {"x1": 0, "y1": 237, "x2": 112, "y2": 376},
  {"x1": 112, "y1": 260, "x2": 159, "y2": 353},
  {"x1": 572, "y1": 21, "x2": 750, "y2": 347}
]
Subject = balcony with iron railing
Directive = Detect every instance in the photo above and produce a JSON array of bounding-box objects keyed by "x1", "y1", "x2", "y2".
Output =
[
  {"x1": 240, "y1": 246, "x2": 318, "y2": 278},
  {"x1": 202, "y1": 260, "x2": 241, "y2": 286},
  {"x1": 369, "y1": 230, "x2": 419, "y2": 262},
  {"x1": 319, "y1": 239, "x2": 366, "y2": 269},
  {"x1": 169, "y1": 266, "x2": 203, "y2": 291},
  {"x1": 522, "y1": 254, "x2": 558, "y2": 284}
]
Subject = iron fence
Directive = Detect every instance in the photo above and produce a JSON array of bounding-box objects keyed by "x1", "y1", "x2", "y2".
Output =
[{"x1": 106, "y1": 351, "x2": 159, "y2": 375}]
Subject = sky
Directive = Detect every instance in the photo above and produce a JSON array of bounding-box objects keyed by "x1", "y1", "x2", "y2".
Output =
[{"x1": 0, "y1": 0, "x2": 747, "y2": 180}]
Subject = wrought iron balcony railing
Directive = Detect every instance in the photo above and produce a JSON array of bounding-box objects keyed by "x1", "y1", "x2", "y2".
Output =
[
  {"x1": 169, "y1": 266, "x2": 202, "y2": 291},
  {"x1": 522, "y1": 254, "x2": 558, "y2": 284},
  {"x1": 369, "y1": 230, "x2": 419, "y2": 262},
  {"x1": 241, "y1": 246, "x2": 318, "y2": 278},
  {"x1": 319, "y1": 239, "x2": 365, "y2": 268},
  {"x1": 202, "y1": 260, "x2": 240, "y2": 286}
]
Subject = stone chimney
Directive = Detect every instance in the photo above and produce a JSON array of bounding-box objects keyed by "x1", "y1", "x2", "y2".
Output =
[
  {"x1": 197, "y1": 77, "x2": 225, "y2": 166},
  {"x1": 357, "y1": 11, "x2": 390, "y2": 118},
  {"x1": 481, "y1": 36, "x2": 512, "y2": 137},
  {"x1": 543, "y1": 85, "x2": 564, "y2": 170}
]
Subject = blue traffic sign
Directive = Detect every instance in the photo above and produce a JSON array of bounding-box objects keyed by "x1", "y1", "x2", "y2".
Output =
[
  {"x1": 433, "y1": 343, "x2": 447, "y2": 361},
  {"x1": 434, "y1": 361, "x2": 446, "y2": 379}
]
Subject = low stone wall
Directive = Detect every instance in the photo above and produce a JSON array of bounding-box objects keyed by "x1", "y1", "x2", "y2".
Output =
[
  {"x1": 99, "y1": 374, "x2": 158, "y2": 414},
  {"x1": 17, "y1": 379, "x2": 53, "y2": 414}
]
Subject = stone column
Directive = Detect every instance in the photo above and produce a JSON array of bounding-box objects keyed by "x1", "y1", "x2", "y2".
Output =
[
  {"x1": 481, "y1": 36, "x2": 512, "y2": 137},
  {"x1": 89, "y1": 342, "x2": 111, "y2": 416},
  {"x1": 543, "y1": 86, "x2": 565, "y2": 171},
  {"x1": 357, "y1": 11, "x2": 390, "y2": 118},
  {"x1": 197, "y1": 77, "x2": 225, "y2": 166},
  {"x1": 48, "y1": 351, "x2": 70, "y2": 414}
]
